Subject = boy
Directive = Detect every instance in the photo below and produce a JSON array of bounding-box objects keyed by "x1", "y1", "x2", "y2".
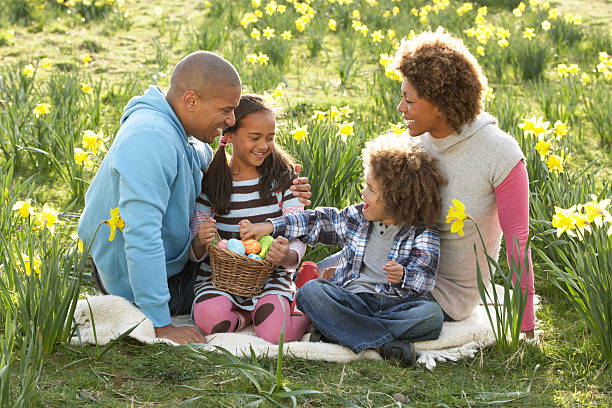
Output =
[{"x1": 240, "y1": 134, "x2": 447, "y2": 365}]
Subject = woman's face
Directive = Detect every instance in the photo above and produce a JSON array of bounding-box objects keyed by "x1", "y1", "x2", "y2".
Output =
[{"x1": 397, "y1": 78, "x2": 450, "y2": 139}]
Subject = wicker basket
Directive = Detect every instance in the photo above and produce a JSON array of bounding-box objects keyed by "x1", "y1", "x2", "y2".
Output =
[{"x1": 208, "y1": 242, "x2": 275, "y2": 297}]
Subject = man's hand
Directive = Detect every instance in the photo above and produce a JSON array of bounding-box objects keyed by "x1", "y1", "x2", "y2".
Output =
[
  {"x1": 265, "y1": 236, "x2": 294, "y2": 266},
  {"x1": 239, "y1": 219, "x2": 274, "y2": 240},
  {"x1": 154, "y1": 324, "x2": 207, "y2": 344},
  {"x1": 383, "y1": 260, "x2": 404, "y2": 284},
  {"x1": 290, "y1": 164, "x2": 312, "y2": 206}
]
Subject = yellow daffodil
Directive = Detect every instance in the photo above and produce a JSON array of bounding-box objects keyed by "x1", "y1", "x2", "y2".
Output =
[
  {"x1": 392, "y1": 5, "x2": 400, "y2": 15},
  {"x1": 512, "y1": 7, "x2": 523, "y2": 17},
  {"x1": 246, "y1": 53, "x2": 258, "y2": 64},
  {"x1": 337, "y1": 121, "x2": 354, "y2": 142},
  {"x1": 34, "y1": 103, "x2": 51, "y2": 118},
  {"x1": 552, "y1": 206, "x2": 577, "y2": 237},
  {"x1": 262, "y1": 27, "x2": 275, "y2": 40},
  {"x1": 256, "y1": 52, "x2": 269, "y2": 65},
  {"x1": 251, "y1": 28, "x2": 261, "y2": 41},
  {"x1": 280, "y1": 30, "x2": 292, "y2": 40},
  {"x1": 74, "y1": 148, "x2": 91, "y2": 166},
  {"x1": 71, "y1": 232, "x2": 84, "y2": 253},
  {"x1": 580, "y1": 73, "x2": 591, "y2": 84},
  {"x1": 81, "y1": 54, "x2": 92, "y2": 65},
  {"x1": 535, "y1": 140, "x2": 551, "y2": 159},
  {"x1": 23, "y1": 64, "x2": 34, "y2": 77},
  {"x1": 546, "y1": 154, "x2": 564, "y2": 173},
  {"x1": 266, "y1": 1, "x2": 277, "y2": 15},
  {"x1": 21, "y1": 253, "x2": 42, "y2": 277},
  {"x1": 34, "y1": 203, "x2": 59, "y2": 233},
  {"x1": 446, "y1": 199, "x2": 468, "y2": 236},
  {"x1": 329, "y1": 106, "x2": 341, "y2": 121},
  {"x1": 522, "y1": 28, "x2": 536, "y2": 40},
  {"x1": 553, "y1": 120, "x2": 567, "y2": 138},
  {"x1": 548, "y1": 8, "x2": 559, "y2": 20},
  {"x1": 311, "y1": 110, "x2": 327, "y2": 121},
  {"x1": 339, "y1": 105, "x2": 353, "y2": 118},
  {"x1": 388, "y1": 122, "x2": 405, "y2": 135},
  {"x1": 105, "y1": 207, "x2": 125, "y2": 242},
  {"x1": 371, "y1": 30, "x2": 384, "y2": 43},
  {"x1": 352, "y1": 9, "x2": 360, "y2": 19},
  {"x1": 328, "y1": 18, "x2": 337, "y2": 31},
  {"x1": 272, "y1": 87, "x2": 283, "y2": 100},
  {"x1": 295, "y1": 17, "x2": 306, "y2": 32},
  {"x1": 498, "y1": 38, "x2": 509, "y2": 47},
  {"x1": 81, "y1": 84, "x2": 92, "y2": 94},
  {"x1": 476, "y1": 45, "x2": 485, "y2": 56},
  {"x1": 252, "y1": 0, "x2": 261, "y2": 7},
  {"x1": 41, "y1": 58, "x2": 53, "y2": 71},
  {"x1": 583, "y1": 196, "x2": 612, "y2": 227},
  {"x1": 541, "y1": 20, "x2": 551, "y2": 30},
  {"x1": 12, "y1": 199, "x2": 35, "y2": 218},
  {"x1": 289, "y1": 125, "x2": 308, "y2": 142},
  {"x1": 154, "y1": 6, "x2": 163, "y2": 16}
]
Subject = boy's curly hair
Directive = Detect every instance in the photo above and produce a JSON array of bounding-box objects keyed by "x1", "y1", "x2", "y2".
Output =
[
  {"x1": 395, "y1": 28, "x2": 487, "y2": 133},
  {"x1": 362, "y1": 135, "x2": 447, "y2": 227}
]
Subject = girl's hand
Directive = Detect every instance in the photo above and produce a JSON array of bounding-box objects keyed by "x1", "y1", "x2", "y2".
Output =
[
  {"x1": 290, "y1": 164, "x2": 312, "y2": 206},
  {"x1": 265, "y1": 236, "x2": 291, "y2": 266},
  {"x1": 196, "y1": 218, "x2": 217, "y2": 246},
  {"x1": 383, "y1": 261, "x2": 404, "y2": 284},
  {"x1": 239, "y1": 219, "x2": 273, "y2": 240}
]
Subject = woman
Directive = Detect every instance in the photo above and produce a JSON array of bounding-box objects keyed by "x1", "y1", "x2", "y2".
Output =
[{"x1": 394, "y1": 28, "x2": 535, "y2": 336}]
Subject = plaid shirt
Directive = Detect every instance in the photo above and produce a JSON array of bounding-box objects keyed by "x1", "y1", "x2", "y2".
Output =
[{"x1": 269, "y1": 203, "x2": 439, "y2": 297}]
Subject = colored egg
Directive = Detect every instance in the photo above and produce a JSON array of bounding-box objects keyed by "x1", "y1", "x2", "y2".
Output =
[
  {"x1": 226, "y1": 238, "x2": 245, "y2": 255},
  {"x1": 218, "y1": 239, "x2": 227, "y2": 249},
  {"x1": 248, "y1": 253, "x2": 262, "y2": 260}
]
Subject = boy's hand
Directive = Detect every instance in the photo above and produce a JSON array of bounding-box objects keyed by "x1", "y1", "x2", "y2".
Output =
[
  {"x1": 196, "y1": 218, "x2": 217, "y2": 247},
  {"x1": 320, "y1": 267, "x2": 336, "y2": 280},
  {"x1": 265, "y1": 236, "x2": 290, "y2": 266},
  {"x1": 383, "y1": 261, "x2": 404, "y2": 284},
  {"x1": 239, "y1": 219, "x2": 273, "y2": 240},
  {"x1": 290, "y1": 164, "x2": 312, "y2": 207}
]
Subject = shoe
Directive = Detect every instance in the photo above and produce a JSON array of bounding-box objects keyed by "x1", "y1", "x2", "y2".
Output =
[
  {"x1": 379, "y1": 340, "x2": 417, "y2": 366},
  {"x1": 295, "y1": 261, "x2": 319, "y2": 289}
]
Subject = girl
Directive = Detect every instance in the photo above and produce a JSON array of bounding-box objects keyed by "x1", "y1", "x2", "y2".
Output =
[{"x1": 189, "y1": 94, "x2": 309, "y2": 344}]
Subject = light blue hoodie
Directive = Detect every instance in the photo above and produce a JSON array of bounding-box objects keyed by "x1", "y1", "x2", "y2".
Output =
[{"x1": 78, "y1": 86, "x2": 212, "y2": 327}]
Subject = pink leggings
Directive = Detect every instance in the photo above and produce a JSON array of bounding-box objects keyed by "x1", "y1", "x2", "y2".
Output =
[
  {"x1": 193, "y1": 294, "x2": 309, "y2": 344},
  {"x1": 494, "y1": 160, "x2": 535, "y2": 331}
]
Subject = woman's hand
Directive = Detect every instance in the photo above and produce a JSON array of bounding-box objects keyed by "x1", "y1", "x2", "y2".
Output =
[
  {"x1": 290, "y1": 164, "x2": 312, "y2": 206},
  {"x1": 265, "y1": 236, "x2": 296, "y2": 266},
  {"x1": 383, "y1": 261, "x2": 404, "y2": 284},
  {"x1": 239, "y1": 219, "x2": 273, "y2": 240}
]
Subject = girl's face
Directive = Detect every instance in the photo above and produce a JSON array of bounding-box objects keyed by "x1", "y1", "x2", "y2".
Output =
[
  {"x1": 226, "y1": 110, "x2": 276, "y2": 174},
  {"x1": 361, "y1": 171, "x2": 395, "y2": 225},
  {"x1": 397, "y1": 78, "x2": 450, "y2": 139}
]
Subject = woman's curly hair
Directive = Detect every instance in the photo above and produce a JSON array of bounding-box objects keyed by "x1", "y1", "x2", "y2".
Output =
[
  {"x1": 362, "y1": 134, "x2": 447, "y2": 227},
  {"x1": 395, "y1": 28, "x2": 487, "y2": 133}
]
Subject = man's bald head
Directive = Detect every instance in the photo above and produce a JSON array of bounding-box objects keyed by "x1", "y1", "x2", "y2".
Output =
[{"x1": 167, "y1": 51, "x2": 241, "y2": 101}]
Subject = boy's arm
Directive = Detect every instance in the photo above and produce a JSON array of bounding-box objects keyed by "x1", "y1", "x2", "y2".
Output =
[
  {"x1": 396, "y1": 226, "x2": 440, "y2": 294},
  {"x1": 269, "y1": 206, "x2": 355, "y2": 247},
  {"x1": 240, "y1": 206, "x2": 355, "y2": 247}
]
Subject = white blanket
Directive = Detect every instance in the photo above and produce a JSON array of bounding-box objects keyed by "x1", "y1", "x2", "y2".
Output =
[{"x1": 72, "y1": 287, "x2": 535, "y2": 370}]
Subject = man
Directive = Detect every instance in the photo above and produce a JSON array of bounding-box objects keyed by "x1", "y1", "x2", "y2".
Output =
[{"x1": 78, "y1": 51, "x2": 311, "y2": 344}]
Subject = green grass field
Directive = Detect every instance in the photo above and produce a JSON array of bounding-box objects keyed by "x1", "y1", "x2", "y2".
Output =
[{"x1": 1, "y1": 0, "x2": 611, "y2": 406}]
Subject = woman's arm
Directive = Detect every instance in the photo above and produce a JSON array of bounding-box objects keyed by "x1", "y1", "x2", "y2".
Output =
[{"x1": 494, "y1": 160, "x2": 535, "y2": 335}]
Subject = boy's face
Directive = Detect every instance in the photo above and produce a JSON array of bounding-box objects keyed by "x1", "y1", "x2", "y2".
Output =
[{"x1": 361, "y1": 172, "x2": 395, "y2": 225}]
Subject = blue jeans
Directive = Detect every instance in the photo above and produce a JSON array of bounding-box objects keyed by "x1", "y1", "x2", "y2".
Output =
[{"x1": 296, "y1": 279, "x2": 443, "y2": 354}]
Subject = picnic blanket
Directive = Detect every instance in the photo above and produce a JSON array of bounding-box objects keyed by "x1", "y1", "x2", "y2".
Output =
[{"x1": 72, "y1": 286, "x2": 535, "y2": 370}]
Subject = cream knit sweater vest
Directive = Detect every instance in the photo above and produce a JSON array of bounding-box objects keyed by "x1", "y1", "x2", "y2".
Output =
[{"x1": 408, "y1": 112, "x2": 525, "y2": 321}]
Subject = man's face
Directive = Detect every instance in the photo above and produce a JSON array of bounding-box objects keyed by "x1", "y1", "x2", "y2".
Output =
[{"x1": 190, "y1": 86, "x2": 241, "y2": 144}]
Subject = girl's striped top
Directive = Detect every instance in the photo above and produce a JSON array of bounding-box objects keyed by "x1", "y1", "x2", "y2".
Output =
[{"x1": 190, "y1": 177, "x2": 305, "y2": 311}]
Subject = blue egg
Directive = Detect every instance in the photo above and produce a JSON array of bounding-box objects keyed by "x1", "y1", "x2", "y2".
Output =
[
  {"x1": 248, "y1": 254, "x2": 262, "y2": 260},
  {"x1": 226, "y1": 238, "x2": 246, "y2": 255}
]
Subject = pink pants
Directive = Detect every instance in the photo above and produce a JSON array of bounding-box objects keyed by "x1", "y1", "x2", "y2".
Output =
[{"x1": 193, "y1": 294, "x2": 309, "y2": 344}]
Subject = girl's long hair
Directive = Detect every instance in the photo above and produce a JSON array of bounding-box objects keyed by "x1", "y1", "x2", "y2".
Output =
[{"x1": 202, "y1": 94, "x2": 297, "y2": 215}]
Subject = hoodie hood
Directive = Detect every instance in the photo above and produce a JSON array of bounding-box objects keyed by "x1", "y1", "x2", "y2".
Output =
[
  {"x1": 121, "y1": 86, "x2": 186, "y2": 138},
  {"x1": 428, "y1": 111, "x2": 497, "y2": 152}
]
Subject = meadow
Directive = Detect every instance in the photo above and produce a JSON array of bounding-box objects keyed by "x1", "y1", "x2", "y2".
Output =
[{"x1": 0, "y1": 0, "x2": 611, "y2": 406}]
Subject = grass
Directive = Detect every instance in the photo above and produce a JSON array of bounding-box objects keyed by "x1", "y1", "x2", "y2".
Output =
[{"x1": 1, "y1": 0, "x2": 612, "y2": 405}]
